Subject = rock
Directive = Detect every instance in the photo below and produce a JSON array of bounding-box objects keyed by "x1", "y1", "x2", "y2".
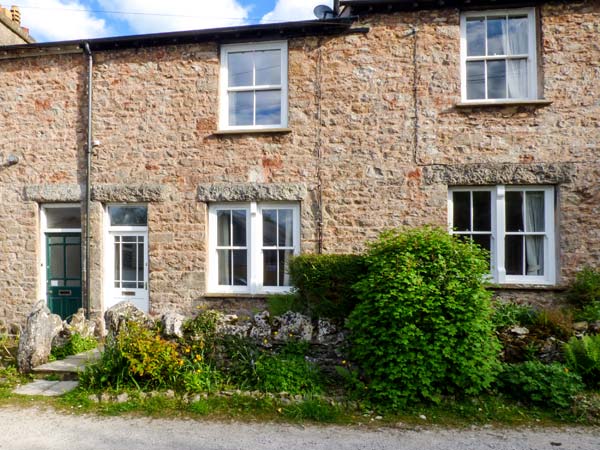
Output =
[
  {"x1": 100, "y1": 393, "x2": 111, "y2": 403},
  {"x1": 115, "y1": 393, "x2": 129, "y2": 403},
  {"x1": 509, "y1": 326, "x2": 529, "y2": 336},
  {"x1": 17, "y1": 301, "x2": 63, "y2": 373},
  {"x1": 249, "y1": 311, "x2": 271, "y2": 341},
  {"x1": 590, "y1": 321, "x2": 600, "y2": 334},
  {"x1": 68, "y1": 308, "x2": 96, "y2": 338},
  {"x1": 161, "y1": 312, "x2": 186, "y2": 338},
  {"x1": 573, "y1": 321, "x2": 589, "y2": 332},
  {"x1": 104, "y1": 302, "x2": 153, "y2": 338},
  {"x1": 274, "y1": 312, "x2": 313, "y2": 341},
  {"x1": 88, "y1": 394, "x2": 99, "y2": 403},
  {"x1": 316, "y1": 319, "x2": 345, "y2": 344},
  {"x1": 94, "y1": 316, "x2": 107, "y2": 338}
]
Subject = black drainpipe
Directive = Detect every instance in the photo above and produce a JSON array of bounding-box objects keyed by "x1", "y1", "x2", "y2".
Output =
[{"x1": 83, "y1": 42, "x2": 93, "y2": 319}]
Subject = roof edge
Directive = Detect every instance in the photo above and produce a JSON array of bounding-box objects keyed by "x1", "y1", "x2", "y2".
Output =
[{"x1": 0, "y1": 18, "x2": 356, "y2": 53}]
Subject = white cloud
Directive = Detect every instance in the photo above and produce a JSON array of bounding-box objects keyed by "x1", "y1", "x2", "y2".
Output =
[
  {"x1": 97, "y1": 0, "x2": 250, "y2": 35},
  {"x1": 261, "y1": 0, "x2": 332, "y2": 24},
  {"x1": 16, "y1": 0, "x2": 109, "y2": 42}
]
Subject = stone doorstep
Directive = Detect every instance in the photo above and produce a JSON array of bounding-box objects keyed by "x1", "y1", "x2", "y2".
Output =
[
  {"x1": 32, "y1": 349, "x2": 102, "y2": 374},
  {"x1": 13, "y1": 380, "x2": 79, "y2": 397}
]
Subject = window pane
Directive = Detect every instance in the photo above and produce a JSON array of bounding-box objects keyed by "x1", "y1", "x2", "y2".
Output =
[
  {"x1": 526, "y1": 236, "x2": 544, "y2": 276},
  {"x1": 122, "y1": 243, "x2": 136, "y2": 281},
  {"x1": 65, "y1": 236, "x2": 80, "y2": 244},
  {"x1": 508, "y1": 15, "x2": 528, "y2": 55},
  {"x1": 506, "y1": 191, "x2": 524, "y2": 232},
  {"x1": 137, "y1": 242, "x2": 144, "y2": 282},
  {"x1": 505, "y1": 235, "x2": 524, "y2": 275},
  {"x1": 278, "y1": 209, "x2": 294, "y2": 247},
  {"x1": 232, "y1": 250, "x2": 247, "y2": 286},
  {"x1": 452, "y1": 191, "x2": 471, "y2": 231},
  {"x1": 218, "y1": 249, "x2": 231, "y2": 285},
  {"x1": 114, "y1": 241, "x2": 120, "y2": 282},
  {"x1": 526, "y1": 191, "x2": 545, "y2": 232},
  {"x1": 279, "y1": 250, "x2": 293, "y2": 286},
  {"x1": 228, "y1": 51, "x2": 253, "y2": 87},
  {"x1": 229, "y1": 91, "x2": 254, "y2": 126},
  {"x1": 507, "y1": 59, "x2": 528, "y2": 99},
  {"x1": 217, "y1": 211, "x2": 231, "y2": 246},
  {"x1": 232, "y1": 210, "x2": 247, "y2": 246},
  {"x1": 471, "y1": 234, "x2": 491, "y2": 253},
  {"x1": 255, "y1": 50, "x2": 281, "y2": 85},
  {"x1": 255, "y1": 90, "x2": 281, "y2": 126},
  {"x1": 49, "y1": 245, "x2": 65, "y2": 279},
  {"x1": 466, "y1": 18, "x2": 485, "y2": 56},
  {"x1": 466, "y1": 61, "x2": 485, "y2": 100},
  {"x1": 487, "y1": 17, "x2": 506, "y2": 55},
  {"x1": 472, "y1": 191, "x2": 491, "y2": 231},
  {"x1": 262, "y1": 209, "x2": 277, "y2": 246},
  {"x1": 109, "y1": 206, "x2": 147, "y2": 226},
  {"x1": 46, "y1": 207, "x2": 81, "y2": 229},
  {"x1": 122, "y1": 281, "x2": 137, "y2": 288},
  {"x1": 263, "y1": 249, "x2": 278, "y2": 286},
  {"x1": 48, "y1": 236, "x2": 64, "y2": 244},
  {"x1": 66, "y1": 280, "x2": 81, "y2": 287},
  {"x1": 65, "y1": 245, "x2": 80, "y2": 279},
  {"x1": 487, "y1": 60, "x2": 506, "y2": 99}
]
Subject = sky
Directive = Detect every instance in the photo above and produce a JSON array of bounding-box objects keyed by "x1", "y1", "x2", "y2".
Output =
[{"x1": 11, "y1": 0, "x2": 334, "y2": 43}]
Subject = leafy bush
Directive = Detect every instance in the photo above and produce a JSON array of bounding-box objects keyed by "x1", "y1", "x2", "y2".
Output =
[
  {"x1": 496, "y1": 361, "x2": 584, "y2": 409},
  {"x1": 348, "y1": 227, "x2": 501, "y2": 408},
  {"x1": 567, "y1": 267, "x2": 600, "y2": 308},
  {"x1": 491, "y1": 301, "x2": 536, "y2": 330},
  {"x1": 564, "y1": 335, "x2": 600, "y2": 388},
  {"x1": 529, "y1": 308, "x2": 573, "y2": 341},
  {"x1": 51, "y1": 333, "x2": 97, "y2": 361},
  {"x1": 288, "y1": 253, "x2": 365, "y2": 321},
  {"x1": 574, "y1": 301, "x2": 600, "y2": 323},
  {"x1": 266, "y1": 294, "x2": 304, "y2": 317}
]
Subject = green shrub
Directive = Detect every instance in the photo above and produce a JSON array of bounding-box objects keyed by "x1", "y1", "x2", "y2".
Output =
[
  {"x1": 219, "y1": 335, "x2": 262, "y2": 390},
  {"x1": 288, "y1": 253, "x2": 366, "y2": 321},
  {"x1": 266, "y1": 293, "x2": 304, "y2": 317},
  {"x1": 496, "y1": 361, "x2": 584, "y2": 409},
  {"x1": 567, "y1": 267, "x2": 600, "y2": 308},
  {"x1": 253, "y1": 353, "x2": 322, "y2": 395},
  {"x1": 491, "y1": 301, "x2": 536, "y2": 330},
  {"x1": 529, "y1": 308, "x2": 574, "y2": 341},
  {"x1": 574, "y1": 301, "x2": 600, "y2": 323},
  {"x1": 348, "y1": 227, "x2": 501, "y2": 408},
  {"x1": 51, "y1": 333, "x2": 97, "y2": 361},
  {"x1": 564, "y1": 335, "x2": 600, "y2": 388}
]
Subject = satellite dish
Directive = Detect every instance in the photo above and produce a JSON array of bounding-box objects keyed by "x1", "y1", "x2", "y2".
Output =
[{"x1": 313, "y1": 5, "x2": 335, "y2": 20}]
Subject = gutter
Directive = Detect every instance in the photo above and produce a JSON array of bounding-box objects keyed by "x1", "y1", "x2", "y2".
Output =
[{"x1": 83, "y1": 42, "x2": 93, "y2": 319}]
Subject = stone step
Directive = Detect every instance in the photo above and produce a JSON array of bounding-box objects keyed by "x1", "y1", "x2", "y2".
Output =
[
  {"x1": 32, "y1": 348, "x2": 101, "y2": 375},
  {"x1": 13, "y1": 380, "x2": 79, "y2": 397}
]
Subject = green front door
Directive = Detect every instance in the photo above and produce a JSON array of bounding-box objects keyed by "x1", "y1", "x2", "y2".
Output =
[{"x1": 46, "y1": 233, "x2": 82, "y2": 320}]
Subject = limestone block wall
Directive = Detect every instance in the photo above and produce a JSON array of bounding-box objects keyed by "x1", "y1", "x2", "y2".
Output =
[{"x1": 0, "y1": 0, "x2": 598, "y2": 326}]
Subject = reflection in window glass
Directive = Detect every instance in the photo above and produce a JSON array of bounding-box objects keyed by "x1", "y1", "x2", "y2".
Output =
[
  {"x1": 46, "y1": 207, "x2": 81, "y2": 229},
  {"x1": 109, "y1": 206, "x2": 147, "y2": 226}
]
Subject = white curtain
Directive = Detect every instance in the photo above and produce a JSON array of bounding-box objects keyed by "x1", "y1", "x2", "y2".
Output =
[
  {"x1": 525, "y1": 192, "x2": 545, "y2": 276},
  {"x1": 507, "y1": 16, "x2": 529, "y2": 98}
]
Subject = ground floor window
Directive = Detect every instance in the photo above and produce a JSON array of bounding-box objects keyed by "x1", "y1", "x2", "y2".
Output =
[
  {"x1": 448, "y1": 185, "x2": 555, "y2": 285},
  {"x1": 208, "y1": 202, "x2": 300, "y2": 294}
]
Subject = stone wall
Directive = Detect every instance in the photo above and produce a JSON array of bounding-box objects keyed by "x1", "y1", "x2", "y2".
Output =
[{"x1": 0, "y1": 0, "x2": 598, "y2": 326}]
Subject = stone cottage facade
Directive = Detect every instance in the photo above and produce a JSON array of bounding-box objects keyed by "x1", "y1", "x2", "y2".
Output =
[{"x1": 0, "y1": 0, "x2": 598, "y2": 327}]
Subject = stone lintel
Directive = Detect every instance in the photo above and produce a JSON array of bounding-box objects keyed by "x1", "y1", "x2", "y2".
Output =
[
  {"x1": 24, "y1": 184, "x2": 82, "y2": 203},
  {"x1": 197, "y1": 183, "x2": 308, "y2": 202},
  {"x1": 92, "y1": 184, "x2": 170, "y2": 203},
  {"x1": 423, "y1": 163, "x2": 575, "y2": 186}
]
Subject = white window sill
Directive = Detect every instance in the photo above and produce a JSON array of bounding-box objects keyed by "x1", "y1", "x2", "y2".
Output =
[
  {"x1": 456, "y1": 99, "x2": 553, "y2": 108},
  {"x1": 214, "y1": 128, "x2": 292, "y2": 136},
  {"x1": 486, "y1": 283, "x2": 566, "y2": 291},
  {"x1": 203, "y1": 292, "x2": 291, "y2": 298}
]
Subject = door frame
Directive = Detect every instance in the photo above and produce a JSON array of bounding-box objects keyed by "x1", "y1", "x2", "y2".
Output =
[
  {"x1": 39, "y1": 204, "x2": 82, "y2": 304},
  {"x1": 103, "y1": 204, "x2": 150, "y2": 313}
]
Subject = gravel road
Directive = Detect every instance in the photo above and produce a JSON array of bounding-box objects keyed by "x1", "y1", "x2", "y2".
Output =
[{"x1": 0, "y1": 406, "x2": 598, "y2": 450}]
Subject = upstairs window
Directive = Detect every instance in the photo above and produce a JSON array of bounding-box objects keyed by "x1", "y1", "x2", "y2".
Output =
[
  {"x1": 460, "y1": 8, "x2": 538, "y2": 102},
  {"x1": 219, "y1": 41, "x2": 288, "y2": 131}
]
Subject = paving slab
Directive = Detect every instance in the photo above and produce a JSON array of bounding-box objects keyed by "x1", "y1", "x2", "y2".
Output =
[
  {"x1": 32, "y1": 348, "x2": 101, "y2": 373},
  {"x1": 13, "y1": 380, "x2": 79, "y2": 397}
]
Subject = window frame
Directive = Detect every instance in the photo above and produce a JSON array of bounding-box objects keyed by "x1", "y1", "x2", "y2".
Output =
[
  {"x1": 459, "y1": 7, "x2": 538, "y2": 103},
  {"x1": 448, "y1": 185, "x2": 556, "y2": 285},
  {"x1": 219, "y1": 41, "x2": 289, "y2": 131},
  {"x1": 207, "y1": 201, "x2": 300, "y2": 294}
]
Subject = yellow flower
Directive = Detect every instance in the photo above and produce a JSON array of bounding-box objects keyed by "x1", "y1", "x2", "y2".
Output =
[
  {"x1": 185, "y1": 347, "x2": 191, "y2": 353},
  {"x1": 276, "y1": 407, "x2": 282, "y2": 413},
  {"x1": 341, "y1": 360, "x2": 347, "y2": 365},
  {"x1": 564, "y1": 367, "x2": 569, "y2": 373},
  {"x1": 178, "y1": 360, "x2": 184, "y2": 366}
]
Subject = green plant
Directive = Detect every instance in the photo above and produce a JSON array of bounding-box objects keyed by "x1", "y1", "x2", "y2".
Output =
[
  {"x1": 283, "y1": 398, "x2": 342, "y2": 423},
  {"x1": 218, "y1": 335, "x2": 262, "y2": 390},
  {"x1": 266, "y1": 294, "x2": 303, "y2": 317},
  {"x1": 253, "y1": 352, "x2": 322, "y2": 395},
  {"x1": 288, "y1": 253, "x2": 366, "y2": 321},
  {"x1": 348, "y1": 227, "x2": 501, "y2": 409},
  {"x1": 567, "y1": 267, "x2": 600, "y2": 308},
  {"x1": 530, "y1": 308, "x2": 573, "y2": 341},
  {"x1": 182, "y1": 310, "x2": 220, "y2": 362},
  {"x1": 574, "y1": 301, "x2": 600, "y2": 323},
  {"x1": 564, "y1": 335, "x2": 600, "y2": 388},
  {"x1": 51, "y1": 333, "x2": 97, "y2": 361},
  {"x1": 496, "y1": 361, "x2": 584, "y2": 409},
  {"x1": 491, "y1": 301, "x2": 536, "y2": 330}
]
